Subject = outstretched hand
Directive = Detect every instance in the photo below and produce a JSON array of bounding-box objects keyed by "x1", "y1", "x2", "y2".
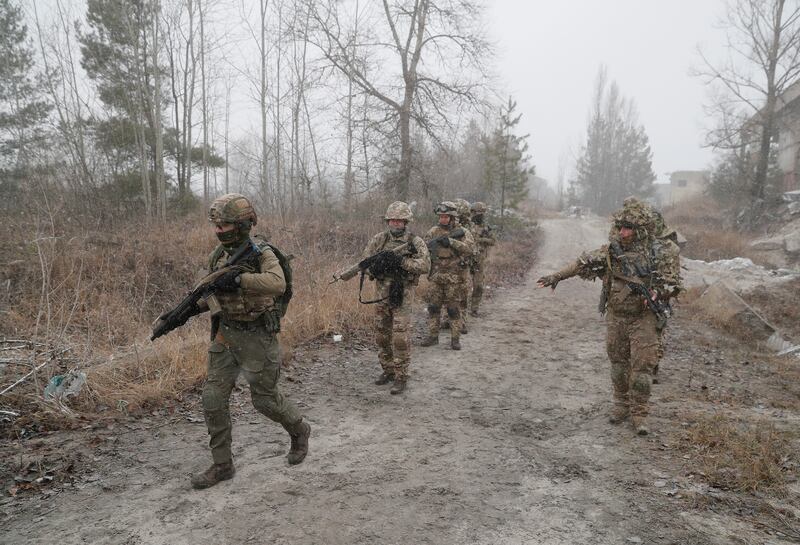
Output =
[{"x1": 536, "y1": 274, "x2": 560, "y2": 290}]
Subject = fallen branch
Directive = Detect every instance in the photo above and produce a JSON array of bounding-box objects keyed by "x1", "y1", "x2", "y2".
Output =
[{"x1": 0, "y1": 359, "x2": 57, "y2": 397}]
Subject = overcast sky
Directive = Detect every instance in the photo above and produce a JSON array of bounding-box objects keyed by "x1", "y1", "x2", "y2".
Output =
[{"x1": 487, "y1": 0, "x2": 729, "y2": 185}]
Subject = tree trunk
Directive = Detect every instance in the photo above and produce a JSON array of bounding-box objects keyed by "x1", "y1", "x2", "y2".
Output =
[{"x1": 152, "y1": 0, "x2": 166, "y2": 221}]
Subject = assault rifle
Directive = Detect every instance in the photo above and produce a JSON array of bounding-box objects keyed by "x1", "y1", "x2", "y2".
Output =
[
  {"x1": 427, "y1": 227, "x2": 465, "y2": 252},
  {"x1": 150, "y1": 240, "x2": 262, "y2": 341},
  {"x1": 331, "y1": 241, "x2": 414, "y2": 284},
  {"x1": 608, "y1": 240, "x2": 671, "y2": 328}
]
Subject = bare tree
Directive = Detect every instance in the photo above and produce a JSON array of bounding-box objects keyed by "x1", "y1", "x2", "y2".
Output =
[
  {"x1": 696, "y1": 0, "x2": 800, "y2": 201},
  {"x1": 304, "y1": 0, "x2": 491, "y2": 200}
]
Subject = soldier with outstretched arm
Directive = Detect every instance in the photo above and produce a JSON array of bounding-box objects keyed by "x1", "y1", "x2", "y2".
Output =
[{"x1": 536, "y1": 198, "x2": 682, "y2": 435}]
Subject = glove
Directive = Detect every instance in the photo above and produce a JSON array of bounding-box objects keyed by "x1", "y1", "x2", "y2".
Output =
[
  {"x1": 439, "y1": 237, "x2": 451, "y2": 248},
  {"x1": 368, "y1": 251, "x2": 404, "y2": 277},
  {"x1": 406, "y1": 244, "x2": 417, "y2": 256},
  {"x1": 537, "y1": 274, "x2": 560, "y2": 290},
  {"x1": 214, "y1": 270, "x2": 241, "y2": 291}
]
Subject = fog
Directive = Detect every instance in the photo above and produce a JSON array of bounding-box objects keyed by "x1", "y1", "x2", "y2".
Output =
[{"x1": 488, "y1": 0, "x2": 729, "y2": 184}]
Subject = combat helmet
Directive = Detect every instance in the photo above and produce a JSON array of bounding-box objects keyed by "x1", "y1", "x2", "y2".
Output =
[
  {"x1": 453, "y1": 199, "x2": 471, "y2": 223},
  {"x1": 434, "y1": 201, "x2": 459, "y2": 218},
  {"x1": 384, "y1": 201, "x2": 413, "y2": 222},
  {"x1": 208, "y1": 193, "x2": 258, "y2": 228},
  {"x1": 470, "y1": 202, "x2": 488, "y2": 215},
  {"x1": 611, "y1": 196, "x2": 655, "y2": 236}
]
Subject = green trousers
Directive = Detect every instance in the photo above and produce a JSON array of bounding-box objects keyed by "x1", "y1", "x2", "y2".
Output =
[{"x1": 202, "y1": 320, "x2": 301, "y2": 464}]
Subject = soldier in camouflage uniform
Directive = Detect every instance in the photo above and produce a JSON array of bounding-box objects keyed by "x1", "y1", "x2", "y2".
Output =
[
  {"x1": 360, "y1": 202, "x2": 431, "y2": 394},
  {"x1": 647, "y1": 208, "x2": 682, "y2": 382},
  {"x1": 468, "y1": 202, "x2": 496, "y2": 317},
  {"x1": 537, "y1": 198, "x2": 682, "y2": 435},
  {"x1": 190, "y1": 194, "x2": 310, "y2": 489},
  {"x1": 451, "y1": 199, "x2": 477, "y2": 333},
  {"x1": 421, "y1": 202, "x2": 476, "y2": 350}
]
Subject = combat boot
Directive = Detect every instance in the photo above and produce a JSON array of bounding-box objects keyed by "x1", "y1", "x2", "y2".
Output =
[
  {"x1": 390, "y1": 378, "x2": 407, "y2": 395},
  {"x1": 631, "y1": 416, "x2": 649, "y2": 436},
  {"x1": 283, "y1": 419, "x2": 311, "y2": 465},
  {"x1": 190, "y1": 461, "x2": 235, "y2": 489},
  {"x1": 608, "y1": 404, "x2": 629, "y2": 425},
  {"x1": 451, "y1": 338, "x2": 461, "y2": 350},
  {"x1": 420, "y1": 336, "x2": 438, "y2": 347},
  {"x1": 374, "y1": 372, "x2": 395, "y2": 385}
]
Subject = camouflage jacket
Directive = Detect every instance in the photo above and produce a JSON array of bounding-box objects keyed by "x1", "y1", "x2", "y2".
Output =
[
  {"x1": 469, "y1": 221, "x2": 496, "y2": 262},
  {"x1": 424, "y1": 223, "x2": 475, "y2": 280},
  {"x1": 361, "y1": 230, "x2": 431, "y2": 287},
  {"x1": 206, "y1": 237, "x2": 286, "y2": 322},
  {"x1": 555, "y1": 236, "x2": 682, "y2": 315}
]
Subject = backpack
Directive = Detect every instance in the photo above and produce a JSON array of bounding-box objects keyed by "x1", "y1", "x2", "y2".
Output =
[{"x1": 253, "y1": 235, "x2": 293, "y2": 318}]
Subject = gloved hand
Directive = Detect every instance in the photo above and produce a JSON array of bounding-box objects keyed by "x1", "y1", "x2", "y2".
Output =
[
  {"x1": 439, "y1": 237, "x2": 451, "y2": 248},
  {"x1": 369, "y1": 251, "x2": 405, "y2": 277},
  {"x1": 536, "y1": 274, "x2": 561, "y2": 290},
  {"x1": 214, "y1": 270, "x2": 241, "y2": 291}
]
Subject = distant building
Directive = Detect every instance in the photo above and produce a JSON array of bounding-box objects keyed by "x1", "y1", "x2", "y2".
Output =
[
  {"x1": 771, "y1": 79, "x2": 800, "y2": 192},
  {"x1": 656, "y1": 171, "x2": 709, "y2": 207}
]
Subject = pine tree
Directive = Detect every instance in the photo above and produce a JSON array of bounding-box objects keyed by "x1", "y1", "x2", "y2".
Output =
[
  {"x1": 0, "y1": 0, "x2": 51, "y2": 186},
  {"x1": 482, "y1": 98, "x2": 533, "y2": 217},
  {"x1": 574, "y1": 70, "x2": 655, "y2": 215},
  {"x1": 79, "y1": 0, "x2": 161, "y2": 213}
]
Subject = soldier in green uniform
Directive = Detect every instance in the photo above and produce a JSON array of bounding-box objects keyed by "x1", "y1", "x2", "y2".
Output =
[
  {"x1": 360, "y1": 202, "x2": 431, "y2": 394},
  {"x1": 190, "y1": 194, "x2": 311, "y2": 489},
  {"x1": 468, "y1": 201, "x2": 496, "y2": 317},
  {"x1": 421, "y1": 202, "x2": 476, "y2": 350},
  {"x1": 537, "y1": 198, "x2": 682, "y2": 435}
]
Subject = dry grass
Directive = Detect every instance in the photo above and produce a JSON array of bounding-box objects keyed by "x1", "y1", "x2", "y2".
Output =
[
  {"x1": 1, "y1": 210, "x2": 540, "y2": 424},
  {"x1": 664, "y1": 198, "x2": 757, "y2": 262},
  {"x1": 679, "y1": 413, "x2": 796, "y2": 494}
]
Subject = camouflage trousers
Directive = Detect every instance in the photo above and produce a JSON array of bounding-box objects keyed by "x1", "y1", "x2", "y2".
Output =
[
  {"x1": 606, "y1": 310, "x2": 659, "y2": 419},
  {"x1": 470, "y1": 259, "x2": 486, "y2": 313},
  {"x1": 375, "y1": 289, "x2": 414, "y2": 380},
  {"x1": 425, "y1": 274, "x2": 468, "y2": 341},
  {"x1": 203, "y1": 319, "x2": 302, "y2": 464}
]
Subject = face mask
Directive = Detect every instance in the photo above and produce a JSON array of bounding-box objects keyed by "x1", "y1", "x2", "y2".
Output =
[
  {"x1": 389, "y1": 226, "x2": 406, "y2": 237},
  {"x1": 473, "y1": 215, "x2": 483, "y2": 224}
]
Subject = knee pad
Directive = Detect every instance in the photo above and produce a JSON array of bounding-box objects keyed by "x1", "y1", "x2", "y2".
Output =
[
  {"x1": 446, "y1": 306, "x2": 459, "y2": 319},
  {"x1": 427, "y1": 305, "x2": 441, "y2": 315},
  {"x1": 631, "y1": 374, "x2": 651, "y2": 396}
]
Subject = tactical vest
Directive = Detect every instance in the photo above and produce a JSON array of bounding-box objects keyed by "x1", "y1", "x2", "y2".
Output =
[
  {"x1": 374, "y1": 231, "x2": 423, "y2": 286},
  {"x1": 208, "y1": 237, "x2": 286, "y2": 330},
  {"x1": 429, "y1": 225, "x2": 468, "y2": 276},
  {"x1": 604, "y1": 242, "x2": 656, "y2": 315}
]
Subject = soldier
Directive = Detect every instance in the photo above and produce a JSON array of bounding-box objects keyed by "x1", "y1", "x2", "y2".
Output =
[
  {"x1": 468, "y1": 201, "x2": 497, "y2": 317},
  {"x1": 190, "y1": 193, "x2": 311, "y2": 489},
  {"x1": 537, "y1": 198, "x2": 682, "y2": 435},
  {"x1": 360, "y1": 202, "x2": 431, "y2": 394},
  {"x1": 421, "y1": 201, "x2": 476, "y2": 350},
  {"x1": 452, "y1": 199, "x2": 477, "y2": 333}
]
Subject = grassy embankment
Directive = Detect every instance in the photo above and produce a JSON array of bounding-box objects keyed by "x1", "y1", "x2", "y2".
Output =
[{"x1": 0, "y1": 210, "x2": 540, "y2": 428}]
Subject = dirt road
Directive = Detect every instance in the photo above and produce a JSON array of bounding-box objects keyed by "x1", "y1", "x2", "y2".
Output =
[{"x1": 0, "y1": 218, "x2": 784, "y2": 545}]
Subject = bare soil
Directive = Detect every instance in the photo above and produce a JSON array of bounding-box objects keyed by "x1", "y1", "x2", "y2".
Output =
[{"x1": 2, "y1": 217, "x2": 798, "y2": 545}]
